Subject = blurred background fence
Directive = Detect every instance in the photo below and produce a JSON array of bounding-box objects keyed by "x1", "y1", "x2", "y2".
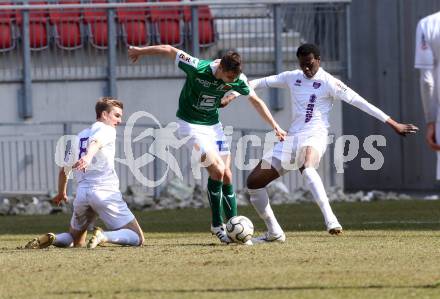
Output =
[{"x1": 0, "y1": 122, "x2": 337, "y2": 196}]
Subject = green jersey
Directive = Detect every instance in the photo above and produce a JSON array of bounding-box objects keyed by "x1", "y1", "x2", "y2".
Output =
[{"x1": 175, "y1": 51, "x2": 251, "y2": 125}]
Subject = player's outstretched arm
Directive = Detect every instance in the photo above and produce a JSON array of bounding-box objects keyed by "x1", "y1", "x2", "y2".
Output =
[
  {"x1": 385, "y1": 118, "x2": 419, "y2": 137},
  {"x1": 128, "y1": 45, "x2": 179, "y2": 63},
  {"x1": 53, "y1": 167, "x2": 69, "y2": 206},
  {"x1": 248, "y1": 93, "x2": 287, "y2": 141},
  {"x1": 334, "y1": 81, "x2": 419, "y2": 138},
  {"x1": 73, "y1": 140, "x2": 102, "y2": 171}
]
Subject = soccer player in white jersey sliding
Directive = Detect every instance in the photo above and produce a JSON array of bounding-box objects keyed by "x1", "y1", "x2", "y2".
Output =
[
  {"x1": 414, "y1": 12, "x2": 440, "y2": 178},
  {"x1": 25, "y1": 98, "x2": 145, "y2": 249},
  {"x1": 128, "y1": 45, "x2": 286, "y2": 244},
  {"x1": 244, "y1": 43, "x2": 419, "y2": 243}
]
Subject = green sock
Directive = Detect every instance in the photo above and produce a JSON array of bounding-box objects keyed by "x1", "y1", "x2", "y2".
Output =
[
  {"x1": 222, "y1": 183, "x2": 237, "y2": 220},
  {"x1": 207, "y1": 178, "x2": 223, "y2": 227}
]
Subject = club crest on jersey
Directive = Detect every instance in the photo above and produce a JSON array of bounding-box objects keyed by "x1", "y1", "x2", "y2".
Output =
[
  {"x1": 295, "y1": 79, "x2": 302, "y2": 86},
  {"x1": 313, "y1": 82, "x2": 321, "y2": 89}
]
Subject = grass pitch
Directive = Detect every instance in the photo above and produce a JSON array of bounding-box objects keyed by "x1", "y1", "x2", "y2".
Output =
[{"x1": 1, "y1": 200, "x2": 440, "y2": 299}]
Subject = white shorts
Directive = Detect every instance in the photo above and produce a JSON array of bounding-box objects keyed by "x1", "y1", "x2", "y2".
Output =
[
  {"x1": 263, "y1": 131, "x2": 328, "y2": 175},
  {"x1": 70, "y1": 186, "x2": 135, "y2": 231},
  {"x1": 177, "y1": 118, "x2": 230, "y2": 156}
]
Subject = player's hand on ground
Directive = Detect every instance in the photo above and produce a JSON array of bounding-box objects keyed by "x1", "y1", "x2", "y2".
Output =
[
  {"x1": 274, "y1": 126, "x2": 287, "y2": 141},
  {"x1": 128, "y1": 46, "x2": 142, "y2": 63},
  {"x1": 392, "y1": 123, "x2": 419, "y2": 136},
  {"x1": 53, "y1": 193, "x2": 68, "y2": 206}
]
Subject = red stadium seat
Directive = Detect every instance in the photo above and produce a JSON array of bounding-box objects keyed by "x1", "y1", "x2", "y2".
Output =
[
  {"x1": 151, "y1": 0, "x2": 182, "y2": 46},
  {"x1": 183, "y1": 5, "x2": 216, "y2": 47},
  {"x1": 49, "y1": 0, "x2": 82, "y2": 49},
  {"x1": 83, "y1": 0, "x2": 108, "y2": 49},
  {"x1": 0, "y1": 2, "x2": 15, "y2": 51},
  {"x1": 117, "y1": 0, "x2": 151, "y2": 46},
  {"x1": 16, "y1": 1, "x2": 49, "y2": 50}
]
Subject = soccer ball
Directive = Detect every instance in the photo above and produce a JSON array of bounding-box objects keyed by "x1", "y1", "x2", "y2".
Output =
[{"x1": 226, "y1": 216, "x2": 254, "y2": 243}]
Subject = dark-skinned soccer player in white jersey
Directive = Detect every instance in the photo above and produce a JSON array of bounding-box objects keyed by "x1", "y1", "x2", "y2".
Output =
[{"x1": 243, "y1": 43, "x2": 418, "y2": 243}]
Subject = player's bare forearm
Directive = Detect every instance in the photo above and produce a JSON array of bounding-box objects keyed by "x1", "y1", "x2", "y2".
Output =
[
  {"x1": 386, "y1": 118, "x2": 419, "y2": 137},
  {"x1": 73, "y1": 140, "x2": 101, "y2": 171},
  {"x1": 58, "y1": 168, "x2": 68, "y2": 195},
  {"x1": 53, "y1": 168, "x2": 69, "y2": 206},
  {"x1": 248, "y1": 94, "x2": 287, "y2": 140},
  {"x1": 128, "y1": 45, "x2": 178, "y2": 63}
]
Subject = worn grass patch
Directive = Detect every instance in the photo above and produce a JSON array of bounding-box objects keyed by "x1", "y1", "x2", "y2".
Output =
[{"x1": 1, "y1": 201, "x2": 440, "y2": 299}]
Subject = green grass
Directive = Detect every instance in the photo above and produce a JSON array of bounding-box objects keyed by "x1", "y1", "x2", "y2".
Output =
[{"x1": 1, "y1": 201, "x2": 440, "y2": 299}]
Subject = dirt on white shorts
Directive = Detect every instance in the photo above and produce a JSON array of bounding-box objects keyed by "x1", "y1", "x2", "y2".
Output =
[
  {"x1": 262, "y1": 130, "x2": 329, "y2": 175},
  {"x1": 70, "y1": 186, "x2": 135, "y2": 231},
  {"x1": 177, "y1": 118, "x2": 230, "y2": 156}
]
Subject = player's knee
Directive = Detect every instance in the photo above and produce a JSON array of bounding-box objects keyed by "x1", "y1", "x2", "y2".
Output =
[
  {"x1": 223, "y1": 167, "x2": 232, "y2": 182},
  {"x1": 211, "y1": 162, "x2": 226, "y2": 180},
  {"x1": 247, "y1": 173, "x2": 264, "y2": 189}
]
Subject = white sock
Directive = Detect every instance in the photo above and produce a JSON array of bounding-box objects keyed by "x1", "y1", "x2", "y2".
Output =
[
  {"x1": 302, "y1": 168, "x2": 338, "y2": 225},
  {"x1": 248, "y1": 188, "x2": 283, "y2": 235},
  {"x1": 102, "y1": 229, "x2": 140, "y2": 246},
  {"x1": 53, "y1": 232, "x2": 73, "y2": 248}
]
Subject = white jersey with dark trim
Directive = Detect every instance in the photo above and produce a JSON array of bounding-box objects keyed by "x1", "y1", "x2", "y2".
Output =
[{"x1": 74, "y1": 121, "x2": 119, "y2": 189}]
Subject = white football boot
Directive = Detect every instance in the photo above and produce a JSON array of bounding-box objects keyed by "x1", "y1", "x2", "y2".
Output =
[
  {"x1": 251, "y1": 231, "x2": 286, "y2": 244},
  {"x1": 87, "y1": 227, "x2": 106, "y2": 249},
  {"x1": 326, "y1": 220, "x2": 343, "y2": 235},
  {"x1": 210, "y1": 224, "x2": 232, "y2": 244},
  {"x1": 24, "y1": 233, "x2": 56, "y2": 249}
]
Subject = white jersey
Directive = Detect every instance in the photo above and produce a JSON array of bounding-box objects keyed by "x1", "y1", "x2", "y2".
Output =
[
  {"x1": 414, "y1": 12, "x2": 440, "y2": 122},
  {"x1": 259, "y1": 67, "x2": 388, "y2": 133},
  {"x1": 415, "y1": 12, "x2": 440, "y2": 180},
  {"x1": 73, "y1": 121, "x2": 119, "y2": 189}
]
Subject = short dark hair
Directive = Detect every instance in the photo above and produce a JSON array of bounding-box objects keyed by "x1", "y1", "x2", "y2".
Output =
[
  {"x1": 296, "y1": 43, "x2": 321, "y2": 59},
  {"x1": 220, "y1": 51, "x2": 242, "y2": 75},
  {"x1": 95, "y1": 97, "x2": 123, "y2": 119}
]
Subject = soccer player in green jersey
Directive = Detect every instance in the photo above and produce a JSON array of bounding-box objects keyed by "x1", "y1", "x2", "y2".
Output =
[{"x1": 128, "y1": 45, "x2": 286, "y2": 244}]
